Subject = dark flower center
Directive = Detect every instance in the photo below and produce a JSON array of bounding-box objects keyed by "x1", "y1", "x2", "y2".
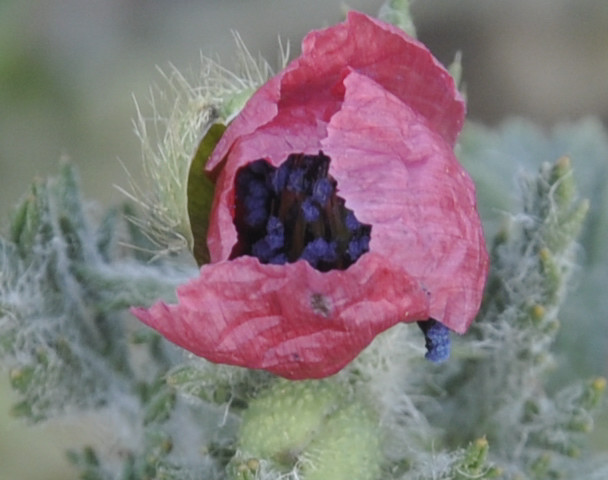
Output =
[{"x1": 231, "y1": 151, "x2": 371, "y2": 272}]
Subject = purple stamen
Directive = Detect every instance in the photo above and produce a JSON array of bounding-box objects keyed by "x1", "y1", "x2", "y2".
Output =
[
  {"x1": 232, "y1": 151, "x2": 371, "y2": 272},
  {"x1": 417, "y1": 319, "x2": 451, "y2": 362}
]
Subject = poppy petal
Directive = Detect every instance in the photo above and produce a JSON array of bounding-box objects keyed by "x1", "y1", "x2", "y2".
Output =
[
  {"x1": 133, "y1": 253, "x2": 429, "y2": 379},
  {"x1": 321, "y1": 71, "x2": 488, "y2": 332}
]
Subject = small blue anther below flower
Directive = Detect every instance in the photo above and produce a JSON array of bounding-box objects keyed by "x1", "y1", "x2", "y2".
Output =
[{"x1": 417, "y1": 319, "x2": 451, "y2": 362}]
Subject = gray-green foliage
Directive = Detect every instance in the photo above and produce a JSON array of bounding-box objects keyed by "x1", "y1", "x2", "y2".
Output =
[
  {"x1": 2, "y1": 163, "x2": 132, "y2": 421},
  {"x1": 0, "y1": 164, "x2": 231, "y2": 479},
  {"x1": 459, "y1": 118, "x2": 608, "y2": 380},
  {"x1": 445, "y1": 118, "x2": 608, "y2": 478},
  {"x1": 3, "y1": 0, "x2": 607, "y2": 475},
  {"x1": 434, "y1": 158, "x2": 596, "y2": 477}
]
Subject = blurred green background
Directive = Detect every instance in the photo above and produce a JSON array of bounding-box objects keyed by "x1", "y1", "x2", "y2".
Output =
[{"x1": 1, "y1": 1, "x2": 607, "y2": 478}]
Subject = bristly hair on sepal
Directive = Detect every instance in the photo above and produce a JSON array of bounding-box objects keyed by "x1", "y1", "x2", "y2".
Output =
[{"x1": 117, "y1": 33, "x2": 289, "y2": 260}]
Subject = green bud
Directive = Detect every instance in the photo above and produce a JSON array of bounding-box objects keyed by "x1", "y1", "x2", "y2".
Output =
[
  {"x1": 452, "y1": 437, "x2": 502, "y2": 479},
  {"x1": 530, "y1": 452, "x2": 552, "y2": 477},
  {"x1": 95, "y1": 206, "x2": 121, "y2": 260},
  {"x1": 301, "y1": 402, "x2": 382, "y2": 480},
  {"x1": 237, "y1": 380, "x2": 383, "y2": 480},
  {"x1": 581, "y1": 377, "x2": 606, "y2": 410},
  {"x1": 542, "y1": 318, "x2": 561, "y2": 335},
  {"x1": 529, "y1": 304, "x2": 546, "y2": 325},
  {"x1": 461, "y1": 437, "x2": 490, "y2": 473},
  {"x1": 166, "y1": 364, "x2": 203, "y2": 386},
  {"x1": 82, "y1": 446, "x2": 100, "y2": 466},
  {"x1": 564, "y1": 444, "x2": 581, "y2": 458},
  {"x1": 538, "y1": 248, "x2": 561, "y2": 304},
  {"x1": 54, "y1": 163, "x2": 88, "y2": 234},
  {"x1": 566, "y1": 413, "x2": 593, "y2": 433},
  {"x1": 549, "y1": 156, "x2": 575, "y2": 206},
  {"x1": 55, "y1": 337, "x2": 77, "y2": 364},
  {"x1": 239, "y1": 380, "x2": 342, "y2": 463}
]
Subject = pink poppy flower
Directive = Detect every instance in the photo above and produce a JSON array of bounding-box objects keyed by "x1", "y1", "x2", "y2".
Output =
[{"x1": 132, "y1": 11, "x2": 488, "y2": 380}]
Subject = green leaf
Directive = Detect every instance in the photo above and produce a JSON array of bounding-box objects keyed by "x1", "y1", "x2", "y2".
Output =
[{"x1": 187, "y1": 123, "x2": 226, "y2": 266}]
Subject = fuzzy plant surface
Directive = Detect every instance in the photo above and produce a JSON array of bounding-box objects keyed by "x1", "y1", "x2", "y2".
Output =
[
  {"x1": 1, "y1": 2, "x2": 608, "y2": 480},
  {"x1": 459, "y1": 119, "x2": 608, "y2": 383}
]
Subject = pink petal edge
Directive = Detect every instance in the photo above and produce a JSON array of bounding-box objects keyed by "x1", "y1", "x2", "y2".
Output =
[{"x1": 132, "y1": 254, "x2": 430, "y2": 379}]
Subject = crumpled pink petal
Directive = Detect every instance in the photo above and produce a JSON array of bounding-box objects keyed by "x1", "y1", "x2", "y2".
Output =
[
  {"x1": 132, "y1": 253, "x2": 429, "y2": 379},
  {"x1": 132, "y1": 11, "x2": 488, "y2": 379},
  {"x1": 206, "y1": 11, "x2": 464, "y2": 176},
  {"x1": 322, "y1": 71, "x2": 487, "y2": 332}
]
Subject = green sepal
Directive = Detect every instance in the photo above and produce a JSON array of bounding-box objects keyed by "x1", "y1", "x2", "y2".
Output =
[
  {"x1": 187, "y1": 122, "x2": 227, "y2": 266},
  {"x1": 166, "y1": 364, "x2": 237, "y2": 405},
  {"x1": 378, "y1": 0, "x2": 417, "y2": 37},
  {"x1": 449, "y1": 51, "x2": 466, "y2": 99},
  {"x1": 219, "y1": 88, "x2": 257, "y2": 123}
]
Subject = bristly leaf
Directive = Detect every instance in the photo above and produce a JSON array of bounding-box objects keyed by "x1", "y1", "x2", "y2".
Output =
[
  {"x1": 431, "y1": 150, "x2": 600, "y2": 477},
  {"x1": 1, "y1": 165, "x2": 132, "y2": 421},
  {"x1": 459, "y1": 118, "x2": 608, "y2": 380},
  {"x1": 188, "y1": 123, "x2": 226, "y2": 266}
]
